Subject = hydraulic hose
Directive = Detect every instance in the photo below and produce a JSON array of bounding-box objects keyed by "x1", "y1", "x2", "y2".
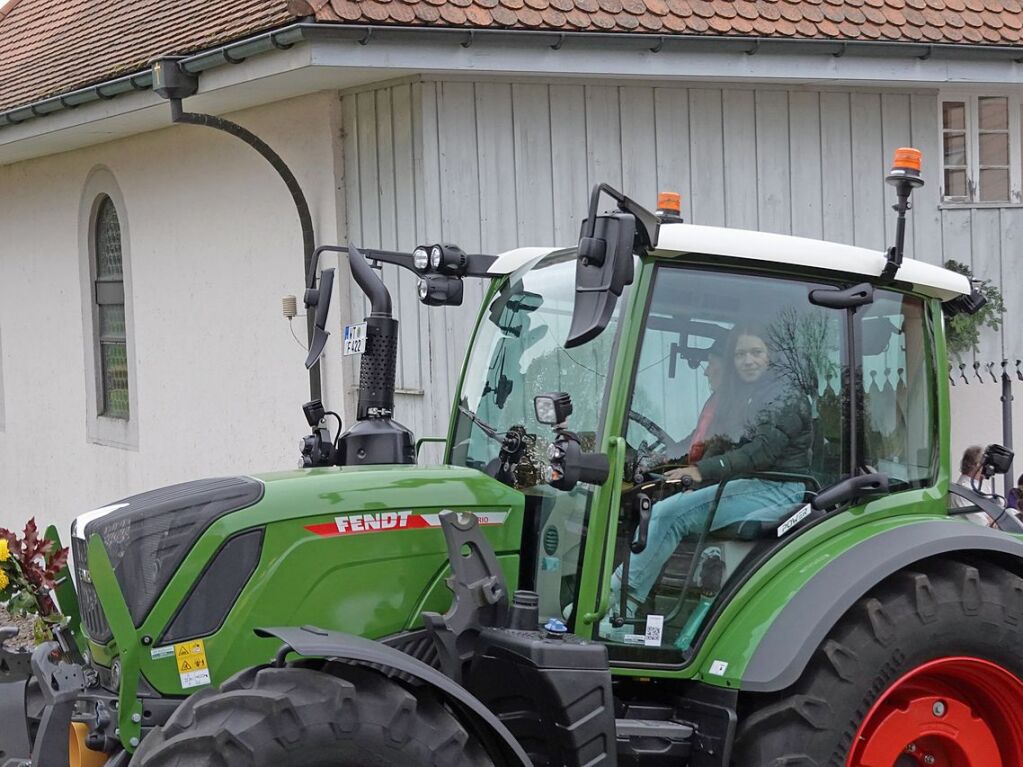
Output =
[{"x1": 169, "y1": 98, "x2": 320, "y2": 400}]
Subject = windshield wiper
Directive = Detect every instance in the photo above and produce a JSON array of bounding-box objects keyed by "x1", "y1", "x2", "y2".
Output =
[{"x1": 457, "y1": 403, "x2": 503, "y2": 443}]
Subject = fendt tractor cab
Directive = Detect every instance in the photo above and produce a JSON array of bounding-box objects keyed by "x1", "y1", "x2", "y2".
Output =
[{"x1": 5, "y1": 146, "x2": 1023, "y2": 767}]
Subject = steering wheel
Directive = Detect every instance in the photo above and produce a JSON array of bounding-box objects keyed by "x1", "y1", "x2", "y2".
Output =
[{"x1": 628, "y1": 409, "x2": 675, "y2": 452}]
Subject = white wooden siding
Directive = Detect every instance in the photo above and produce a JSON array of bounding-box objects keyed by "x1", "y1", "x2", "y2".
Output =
[{"x1": 344, "y1": 80, "x2": 1019, "y2": 442}]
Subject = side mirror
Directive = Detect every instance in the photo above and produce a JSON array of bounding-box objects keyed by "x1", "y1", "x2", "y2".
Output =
[
  {"x1": 304, "y1": 267, "x2": 335, "y2": 369},
  {"x1": 565, "y1": 184, "x2": 659, "y2": 349}
]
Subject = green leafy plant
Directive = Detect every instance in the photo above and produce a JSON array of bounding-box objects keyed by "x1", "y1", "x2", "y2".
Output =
[
  {"x1": 944, "y1": 260, "x2": 1005, "y2": 363},
  {"x1": 0, "y1": 519, "x2": 69, "y2": 642}
]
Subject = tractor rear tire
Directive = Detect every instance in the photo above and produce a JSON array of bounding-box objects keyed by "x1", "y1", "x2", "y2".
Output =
[
  {"x1": 130, "y1": 662, "x2": 493, "y2": 767},
  {"x1": 733, "y1": 557, "x2": 1023, "y2": 766}
]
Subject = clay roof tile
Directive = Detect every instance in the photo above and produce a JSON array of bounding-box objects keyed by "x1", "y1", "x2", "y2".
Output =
[
  {"x1": 708, "y1": 13, "x2": 732, "y2": 31},
  {"x1": 413, "y1": 4, "x2": 441, "y2": 22},
  {"x1": 859, "y1": 21, "x2": 883, "y2": 37},
  {"x1": 795, "y1": 18, "x2": 818, "y2": 35},
  {"x1": 731, "y1": 15, "x2": 755, "y2": 32},
  {"x1": 661, "y1": 11, "x2": 689, "y2": 30},
  {"x1": 637, "y1": 11, "x2": 663, "y2": 29},
  {"x1": 774, "y1": 16, "x2": 796, "y2": 33},
  {"x1": 685, "y1": 13, "x2": 709, "y2": 30},
  {"x1": 563, "y1": 7, "x2": 592, "y2": 26},
  {"x1": 439, "y1": 4, "x2": 468, "y2": 22},
  {"x1": 816, "y1": 17, "x2": 839, "y2": 35},
  {"x1": 960, "y1": 9, "x2": 984, "y2": 27},
  {"x1": 981, "y1": 10, "x2": 1005, "y2": 28},
  {"x1": 688, "y1": 0, "x2": 716, "y2": 18},
  {"x1": 464, "y1": 4, "x2": 492, "y2": 22},
  {"x1": 779, "y1": 3, "x2": 803, "y2": 22},
  {"x1": 961, "y1": 24, "x2": 983, "y2": 41}
]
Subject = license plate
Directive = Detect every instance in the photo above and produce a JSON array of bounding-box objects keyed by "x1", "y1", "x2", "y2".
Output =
[{"x1": 343, "y1": 323, "x2": 367, "y2": 356}]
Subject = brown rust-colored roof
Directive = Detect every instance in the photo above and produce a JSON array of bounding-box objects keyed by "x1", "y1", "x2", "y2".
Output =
[
  {"x1": 2, "y1": 0, "x2": 1022, "y2": 116},
  {"x1": 296, "y1": 0, "x2": 1023, "y2": 42},
  {"x1": 0, "y1": 0, "x2": 294, "y2": 113}
]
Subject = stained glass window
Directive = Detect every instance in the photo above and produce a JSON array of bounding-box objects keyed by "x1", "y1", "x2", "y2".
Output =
[{"x1": 94, "y1": 195, "x2": 129, "y2": 419}]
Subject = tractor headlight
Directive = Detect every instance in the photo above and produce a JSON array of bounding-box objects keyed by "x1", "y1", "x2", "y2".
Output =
[
  {"x1": 413, "y1": 247, "x2": 430, "y2": 271},
  {"x1": 418, "y1": 274, "x2": 463, "y2": 307},
  {"x1": 430, "y1": 245, "x2": 443, "y2": 270},
  {"x1": 534, "y1": 392, "x2": 573, "y2": 426}
]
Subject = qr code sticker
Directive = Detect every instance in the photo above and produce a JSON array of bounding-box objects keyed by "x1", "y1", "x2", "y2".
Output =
[{"x1": 644, "y1": 615, "x2": 664, "y2": 647}]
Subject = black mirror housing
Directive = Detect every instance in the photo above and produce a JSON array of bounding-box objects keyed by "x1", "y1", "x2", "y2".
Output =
[
  {"x1": 566, "y1": 184, "x2": 658, "y2": 349},
  {"x1": 565, "y1": 211, "x2": 636, "y2": 348}
]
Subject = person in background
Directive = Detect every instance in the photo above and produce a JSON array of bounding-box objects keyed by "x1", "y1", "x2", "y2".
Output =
[
  {"x1": 951, "y1": 445, "x2": 996, "y2": 527},
  {"x1": 1007, "y1": 473, "x2": 1023, "y2": 511}
]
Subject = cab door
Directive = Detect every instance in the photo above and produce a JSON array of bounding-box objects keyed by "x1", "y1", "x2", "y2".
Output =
[{"x1": 591, "y1": 262, "x2": 852, "y2": 665}]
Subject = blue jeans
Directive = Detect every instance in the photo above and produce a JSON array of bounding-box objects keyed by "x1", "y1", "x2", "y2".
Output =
[{"x1": 615, "y1": 479, "x2": 803, "y2": 603}]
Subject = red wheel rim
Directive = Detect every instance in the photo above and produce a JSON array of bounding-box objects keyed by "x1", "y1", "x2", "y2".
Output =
[{"x1": 847, "y1": 657, "x2": 1023, "y2": 767}]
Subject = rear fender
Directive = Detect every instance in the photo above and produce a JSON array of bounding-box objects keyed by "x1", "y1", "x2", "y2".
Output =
[
  {"x1": 256, "y1": 625, "x2": 530, "y2": 767},
  {"x1": 741, "y1": 520, "x2": 1023, "y2": 692}
]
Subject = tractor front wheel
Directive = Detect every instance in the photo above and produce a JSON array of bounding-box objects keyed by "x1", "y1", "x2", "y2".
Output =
[
  {"x1": 733, "y1": 558, "x2": 1023, "y2": 767},
  {"x1": 130, "y1": 662, "x2": 493, "y2": 767}
]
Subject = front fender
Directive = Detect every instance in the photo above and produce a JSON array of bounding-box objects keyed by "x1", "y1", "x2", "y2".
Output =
[{"x1": 256, "y1": 625, "x2": 530, "y2": 767}]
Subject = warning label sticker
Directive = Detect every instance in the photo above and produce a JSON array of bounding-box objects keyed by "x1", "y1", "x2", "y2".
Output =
[{"x1": 174, "y1": 639, "x2": 211, "y2": 689}]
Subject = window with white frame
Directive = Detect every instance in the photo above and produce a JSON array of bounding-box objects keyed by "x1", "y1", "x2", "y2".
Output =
[
  {"x1": 80, "y1": 167, "x2": 137, "y2": 448},
  {"x1": 940, "y1": 94, "x2": 1021, "y2": 203}
]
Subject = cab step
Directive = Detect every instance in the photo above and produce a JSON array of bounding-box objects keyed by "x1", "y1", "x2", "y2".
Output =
[{"x1": 616, "y1": 717, "x2": 694, "y2": 764}]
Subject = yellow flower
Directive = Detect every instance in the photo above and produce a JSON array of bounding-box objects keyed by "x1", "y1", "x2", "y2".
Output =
[
  {"x1": 0, "y1": 569, "x2": 9, "y2": 591},
  {"x1": 0, "y1": 539, "x2": 8, "y2": 562}
]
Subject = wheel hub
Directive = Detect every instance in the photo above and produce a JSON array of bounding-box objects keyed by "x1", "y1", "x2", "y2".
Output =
[{"x1": 847, "y1": 657, "x2": 1023, "y2": 767}]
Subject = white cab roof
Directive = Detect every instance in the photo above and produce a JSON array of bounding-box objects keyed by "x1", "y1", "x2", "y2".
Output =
[{"x1": 489, "y1": 224, "x2": 969, "y2": 300}]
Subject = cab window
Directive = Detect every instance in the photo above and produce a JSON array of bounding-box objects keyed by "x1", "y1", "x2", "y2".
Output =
[{"x1": 606, "y1": 265, "x2": 848, "y2": 660}]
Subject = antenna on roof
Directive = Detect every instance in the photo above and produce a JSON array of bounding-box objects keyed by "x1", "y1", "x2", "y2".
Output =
[{"x1": 880, "y1": 147, "x2": 924, "y2": 283}]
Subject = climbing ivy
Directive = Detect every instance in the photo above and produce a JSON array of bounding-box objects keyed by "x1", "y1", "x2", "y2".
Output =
[{"x1": 944, "y1": 259, "x2": 1005, "y2": 363}]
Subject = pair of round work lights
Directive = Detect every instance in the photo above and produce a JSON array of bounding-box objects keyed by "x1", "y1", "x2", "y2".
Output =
[{"x1": 413, "y1": 244, "x2": 467, "y2": 306}]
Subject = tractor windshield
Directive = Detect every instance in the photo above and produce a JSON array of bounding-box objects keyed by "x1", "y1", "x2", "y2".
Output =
[{"x1": 449, "y1": 250, "x2": 625, "y2": 620}]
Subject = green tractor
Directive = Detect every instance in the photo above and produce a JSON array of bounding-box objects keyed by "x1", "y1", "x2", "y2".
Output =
[{"x1": 4, "y1": 147, "x2": 1023, "y2": 767}]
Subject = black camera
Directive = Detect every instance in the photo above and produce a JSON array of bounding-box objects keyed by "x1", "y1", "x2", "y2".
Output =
[{"x1": 299, "y1": 399, "x2": 337, "y2": 468}]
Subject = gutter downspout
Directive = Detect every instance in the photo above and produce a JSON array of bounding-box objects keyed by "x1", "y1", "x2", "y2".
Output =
[{"x1": 151, "y1": 57, "x2": 321, "y2": 402}]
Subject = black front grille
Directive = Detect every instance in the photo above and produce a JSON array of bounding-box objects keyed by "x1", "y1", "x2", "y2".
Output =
[{"x1": 72, "y1": 536, "x2": 112, "y2": 643}]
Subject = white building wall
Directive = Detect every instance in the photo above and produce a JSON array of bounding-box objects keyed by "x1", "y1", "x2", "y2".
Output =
[
  {"x1": 0, "y1": 92, "x2": 347, "y2": 533},
  {"x1": 344, "y1": 77, "x2": 1023, "y2": 470}
]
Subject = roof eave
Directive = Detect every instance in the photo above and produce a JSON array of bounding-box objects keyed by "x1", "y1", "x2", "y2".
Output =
[{"x1": 3, "y1": 22, "x2": 1023, "y2": 132}]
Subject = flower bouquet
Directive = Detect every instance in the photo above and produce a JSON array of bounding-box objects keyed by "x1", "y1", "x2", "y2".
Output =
[{"x1": 0, "y1": 518, "x2": 70, "y2": 644}]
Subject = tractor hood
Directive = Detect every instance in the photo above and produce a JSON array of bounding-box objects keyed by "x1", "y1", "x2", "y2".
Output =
[{"x1": 71, "y1": 465, "x2": 524, "y2": 651}]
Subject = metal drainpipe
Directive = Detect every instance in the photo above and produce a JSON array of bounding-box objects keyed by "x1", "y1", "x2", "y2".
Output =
[
  {"x1": 160, "y1": 90, "x2": 321, "y2": 401},
  {"x1": 1003, "y1": 364, "x2": 1014, "y2": 498}
]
